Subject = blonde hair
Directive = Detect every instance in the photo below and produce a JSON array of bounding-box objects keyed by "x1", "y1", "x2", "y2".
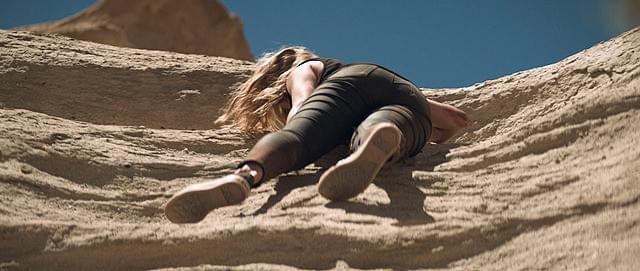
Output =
[{"x1": 216, "y1": 46, "x2": 317, "y2": 133}]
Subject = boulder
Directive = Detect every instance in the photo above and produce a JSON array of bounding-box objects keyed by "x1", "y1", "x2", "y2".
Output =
[{"x1": 16, "y1": 0, "x2": 254, "y2": 61}]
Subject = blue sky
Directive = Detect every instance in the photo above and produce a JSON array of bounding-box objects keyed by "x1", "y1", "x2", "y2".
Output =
[{"x1": 1, "y1": 0, "x2": 635, "y2": 87}]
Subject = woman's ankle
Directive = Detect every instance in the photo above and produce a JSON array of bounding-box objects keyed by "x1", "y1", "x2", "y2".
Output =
[{"x1": 235, "y1": 164, "x2": 264, "y2": 185}]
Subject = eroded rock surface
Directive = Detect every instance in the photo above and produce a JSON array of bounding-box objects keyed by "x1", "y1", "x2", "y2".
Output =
[
  {"x1": 0, "y1": 29, "x2": 639, "y2": 270},
  {"x1": 16, "y1": 0, "x2": 254, "y2": 61}
]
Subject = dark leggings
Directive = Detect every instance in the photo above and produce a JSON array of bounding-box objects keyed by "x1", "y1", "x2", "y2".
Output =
[{"x1": 241, "y1": 64, "x2": 432, "y2": 183}]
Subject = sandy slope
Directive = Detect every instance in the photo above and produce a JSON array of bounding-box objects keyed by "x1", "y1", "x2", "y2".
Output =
[{"x1": 0, "y1": 29, "x2": 638, "y2": 270}]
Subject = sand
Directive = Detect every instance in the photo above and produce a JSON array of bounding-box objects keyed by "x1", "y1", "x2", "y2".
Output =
[{"x1": 0, "y1": 28, "x2": 638, "y2": 270}]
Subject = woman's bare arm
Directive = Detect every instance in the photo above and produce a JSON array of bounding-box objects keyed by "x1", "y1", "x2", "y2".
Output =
[
  {"x1": 427, "y1": 99, "x2": 469, "y2": 143},
  {"x1": 285, "y1": 62, "x2": 321, "y2": 122}
]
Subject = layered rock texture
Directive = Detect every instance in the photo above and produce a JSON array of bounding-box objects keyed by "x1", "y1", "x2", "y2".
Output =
[
  {"x1": 16, "y1": 0, "x2": 254, "y2": 61},
  {"x1": 1, "y1": 28, "x2": 639, "y2": 270}
]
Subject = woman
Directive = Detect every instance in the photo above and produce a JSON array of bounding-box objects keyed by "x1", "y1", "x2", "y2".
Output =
[{"x1": 165, "y1": 47, "x2": 468, "y2": 223}]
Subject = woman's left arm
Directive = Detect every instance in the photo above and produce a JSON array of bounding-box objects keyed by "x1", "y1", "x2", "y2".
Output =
[{"x1": 286, "y1": 63, "x2": 319, "y2": 123}]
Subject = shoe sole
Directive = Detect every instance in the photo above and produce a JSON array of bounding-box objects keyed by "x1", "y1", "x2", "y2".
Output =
[
  {"x1": 164, "y1": 178, "x2": 248, "y2": 223},
  {"x1": 318, "y1": 123, "x2": 401, "y2": 200}
]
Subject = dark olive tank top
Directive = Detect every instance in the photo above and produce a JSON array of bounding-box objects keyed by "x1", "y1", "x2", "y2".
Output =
[{"x1": 296, "y1": 57, "x2": 345, "y2": 85}]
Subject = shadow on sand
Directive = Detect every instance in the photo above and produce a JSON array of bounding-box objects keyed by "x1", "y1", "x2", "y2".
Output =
[{"x1": 251, "y1": 143, "x2": 461, "y2": 226}]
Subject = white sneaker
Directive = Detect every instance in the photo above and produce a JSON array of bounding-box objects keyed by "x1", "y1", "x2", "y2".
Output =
[
  {"x1": 164, "y1": 174, "x2": 251, "y2": 223},
  {"x1": 318, "y1": 123, "x2": 401, "y2": 200}
]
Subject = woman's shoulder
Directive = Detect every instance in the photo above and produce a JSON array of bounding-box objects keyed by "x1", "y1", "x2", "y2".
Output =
[
  {"x1": 287, "y1": 59, "x2": 324, "y2": 92},
  {"x1": 296, "y1": 57, "x2": 322, "y2": 67},
  {"x1": 295, "y1": 58, "x2": 325, "y2": 78}
]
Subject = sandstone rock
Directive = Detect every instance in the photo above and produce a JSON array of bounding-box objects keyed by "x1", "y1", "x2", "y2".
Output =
[
  {"x1": 0, "y1": 28, "x2": 638, "y2": 270},
  {"x1": 0, "y1": 31, "x2": 253, "y2": 130},
  {"x1": 16, "y1": 0, "x2": 254, "y2": 61}
]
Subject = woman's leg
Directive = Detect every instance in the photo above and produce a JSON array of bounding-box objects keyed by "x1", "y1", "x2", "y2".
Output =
[
  {"x1": 318, "y1": 105, "x2": 432, "y2": 200},
  {"x1": 350, "y1": 105, "x2": 431, "y2": 162}
]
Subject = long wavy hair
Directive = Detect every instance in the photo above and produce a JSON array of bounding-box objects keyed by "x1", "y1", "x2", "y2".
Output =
[{"x1": 215, "y1": 46, "x2": 317, "y2": 133}]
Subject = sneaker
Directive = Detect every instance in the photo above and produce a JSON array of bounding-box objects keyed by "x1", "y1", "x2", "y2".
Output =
[
  {"x1": 164, "y1": 174, "x2": 251, "y2": 223},
  {"x1": 317, "y1": 123, "x2": 401, "y2": 200}
]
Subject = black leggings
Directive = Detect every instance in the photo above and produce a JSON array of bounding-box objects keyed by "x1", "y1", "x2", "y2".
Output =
[{"x1": 241, "y1": 64, "x2": 432, "y2": 182}]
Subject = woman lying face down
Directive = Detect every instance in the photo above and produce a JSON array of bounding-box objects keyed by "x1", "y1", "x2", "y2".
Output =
[{"x1": 164, "y1": 46, "x2": 469, "y2": 223}]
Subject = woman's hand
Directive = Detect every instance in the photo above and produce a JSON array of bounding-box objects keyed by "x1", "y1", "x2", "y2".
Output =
[{"x1": 427, "y1": 99, "x2": 469, "y2": 143}]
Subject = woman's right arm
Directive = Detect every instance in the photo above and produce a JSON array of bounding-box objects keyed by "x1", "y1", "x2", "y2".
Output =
[{"x1": 427, "y1": 99, "x2": 469, "y2": 143}]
